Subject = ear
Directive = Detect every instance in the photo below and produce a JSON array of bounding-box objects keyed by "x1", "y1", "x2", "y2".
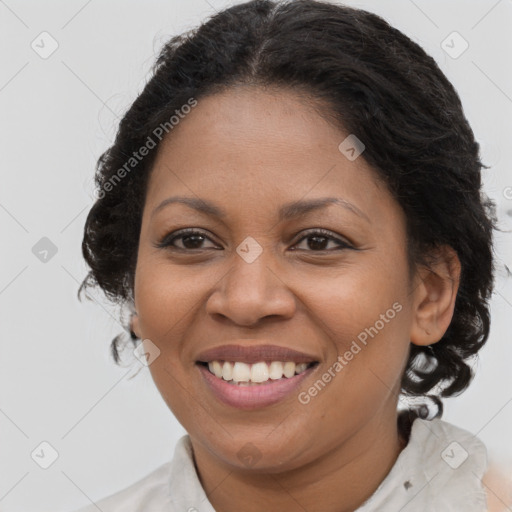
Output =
[
  {"x1": 409, "y1": 245, "x2": 461, "y2": 347},
  {"x1": 130, "y1": 311, "x2": 142, "y2": 339}
]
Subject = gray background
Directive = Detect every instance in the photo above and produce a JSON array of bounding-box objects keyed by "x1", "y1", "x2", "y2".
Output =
[{"x1": 1, "y1": 0, "x2": 511, "y2": 510}]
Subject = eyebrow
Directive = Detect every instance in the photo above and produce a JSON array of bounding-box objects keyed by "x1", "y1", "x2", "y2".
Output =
[{"x1": 151, "y1": 195, "x2": 370, "y2": 223}]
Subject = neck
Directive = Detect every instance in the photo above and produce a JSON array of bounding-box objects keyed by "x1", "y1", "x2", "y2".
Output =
[{"x1": 191, "y1": 410, "x2": 408, "y2": 512}]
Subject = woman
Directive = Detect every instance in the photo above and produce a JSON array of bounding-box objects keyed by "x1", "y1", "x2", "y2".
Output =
[{"x1": 75, "y1": 0, "x2": 504, "y2": 510}]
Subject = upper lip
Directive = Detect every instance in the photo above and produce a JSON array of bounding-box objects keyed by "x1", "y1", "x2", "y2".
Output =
[{"x1": 195, "y1": 344, "x2": 319, "y2": 364}]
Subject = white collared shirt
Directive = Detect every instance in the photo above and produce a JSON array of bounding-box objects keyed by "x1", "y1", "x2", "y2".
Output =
[{"x1": 72, "y1": 418, "x2": 488, "y2": 512}]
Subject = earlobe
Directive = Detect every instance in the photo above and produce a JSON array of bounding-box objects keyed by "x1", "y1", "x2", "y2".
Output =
[{"x1": 409, "y1": 246, "x2": 461, "y2": 347}]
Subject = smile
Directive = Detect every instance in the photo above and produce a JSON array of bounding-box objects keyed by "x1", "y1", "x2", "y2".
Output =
[
  {"x1": 202, "y1": 360, "x2": 315, "y2": 385},
  {"x1": 195, "y1": 343, "x2": 320, "y2": 409},
  {"x1": 196, "y1": 360, "x2": 319, "y2": 409}
]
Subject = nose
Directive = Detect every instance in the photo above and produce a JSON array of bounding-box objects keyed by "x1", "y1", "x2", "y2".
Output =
[{"x1": 205, "y1": 249, "x2": 296, "y2": 327}]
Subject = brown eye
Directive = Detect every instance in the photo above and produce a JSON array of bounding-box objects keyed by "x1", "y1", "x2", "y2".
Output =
[
  {"x1": 155, "y1": 229, "x2": 218, "y2": 251},
  {"x1": 292, "y1": 229, "x2": 352, "y2": 252},
  {"x1": 154, "y1": 227, "x2": 353, "y2": 253}
]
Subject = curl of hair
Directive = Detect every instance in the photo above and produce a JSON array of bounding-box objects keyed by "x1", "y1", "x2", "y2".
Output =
[{"x1": 79, "y1": 0, "x2": 499, "y2": 420}]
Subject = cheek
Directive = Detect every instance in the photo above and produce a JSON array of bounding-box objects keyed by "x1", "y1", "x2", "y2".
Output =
[
  {"x1": 134, "y1": 258, "x2": 205, "y2": 338},
  {"x1": 302, "y1": 259, "x2": 408, "y2": 333},
  {"x1": 304, "y1": 292, "x2": 410, "y2": 431},
  {"x1": 301, "y1": 265, "x2": 411, "y2": 384},
  {"x1": 133, "y1": 260, "x2": 201, "y2": 421}
]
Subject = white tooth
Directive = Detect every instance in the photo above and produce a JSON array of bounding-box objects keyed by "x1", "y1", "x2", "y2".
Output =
[
  {"x1": 208, "y1": 362, "x2": 215, "y2": 374},
  {"x1": 269, "y1": 361, "x2": 284, "y2": 380},
  {"x1": 232, "y1": 362, "x2": 251, "y2": 382},
  {"x1": 212, "y1": 361, "x2": 223, "y2": 378},
  {"x1": 222, "y1": 361, "x2": 233, "y2": 381},
  {"x1": 295, "y1": 363, "x2": 308, "y2": 374},
  {"x1": 251, "y1": 362, "x2": 270, "y2": 383},
  {"x1": 283, "y1": 361, "x2": 296, "y2": 378}
]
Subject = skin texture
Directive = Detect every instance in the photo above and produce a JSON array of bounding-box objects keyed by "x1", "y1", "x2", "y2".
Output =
[{"x1": 131, "y1": 85, "x2": 461, "y2": 512}]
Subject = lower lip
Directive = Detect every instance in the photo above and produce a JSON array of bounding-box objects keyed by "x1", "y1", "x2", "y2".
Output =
[{"x1": 197, "y1": 364, "x2": 317, "y2": 410}]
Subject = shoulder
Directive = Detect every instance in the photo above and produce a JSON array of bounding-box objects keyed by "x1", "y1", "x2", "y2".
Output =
[
  {"x1": 417, "y1": 417, "x2": 487, "y2": 480},
  {"x1": 69, "y1": 435, "x2": 195, "y2": 512},
  {"x1": 393, "y1": 417, "x2": 489, "y2": 511},
  {"x1": 405, "y1": 417, "x2": 488, "y2": 474},
  {"x1": 70, "y1": 460, "x2": 174, "y2": 512}
]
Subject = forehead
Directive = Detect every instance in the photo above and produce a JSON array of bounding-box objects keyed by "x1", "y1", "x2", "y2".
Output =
[{"x1": 145, "y1": 85, "x2": 401, "y2": 228}]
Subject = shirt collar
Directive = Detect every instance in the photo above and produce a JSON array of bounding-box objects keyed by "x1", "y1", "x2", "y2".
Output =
[{"x1": 166, "y1": 418, "x2": 488, "y2": 512}]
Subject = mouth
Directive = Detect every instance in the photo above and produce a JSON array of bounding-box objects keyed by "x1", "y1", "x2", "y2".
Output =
[
  {"x1": 195, "y1": 344, "x2": 320, "y2": 409},
  {"x1": 196, "y1": 360, "x2": 318, "y2": 385}
]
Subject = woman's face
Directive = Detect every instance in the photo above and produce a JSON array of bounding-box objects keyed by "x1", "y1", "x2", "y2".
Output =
[{"x1": 132, "y1": 85, "x2": 423, "y2": 472}]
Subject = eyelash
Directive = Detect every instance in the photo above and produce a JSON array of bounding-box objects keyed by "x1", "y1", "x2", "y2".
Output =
[{"x1": 155, "y1": 228, "x2": 352, "y2": 252}]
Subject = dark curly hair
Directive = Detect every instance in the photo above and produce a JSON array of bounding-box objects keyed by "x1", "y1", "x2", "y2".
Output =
[{"x1": 79, "y1": 0, "x2": 498, "y2": 424}]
